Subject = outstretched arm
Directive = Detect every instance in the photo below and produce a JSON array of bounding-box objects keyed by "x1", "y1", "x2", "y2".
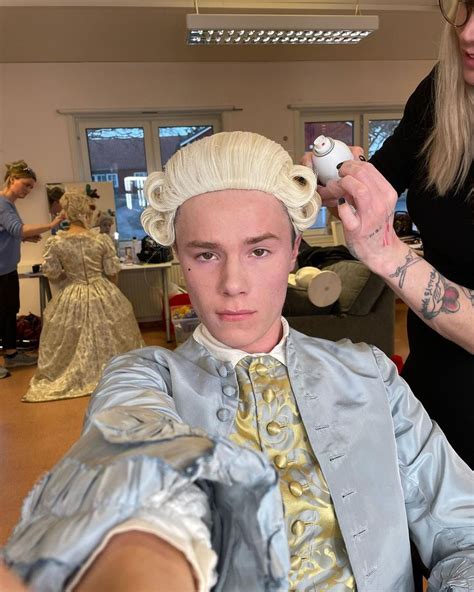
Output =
[
  {"x1": 74, "y1": 531, "x2": 195, "y2": 592},
  {"x1": 335, "y1": 159, "x2": 474, "y2": 354},
  {"x1": 22, "y1": 213, "x2": 64, "y2": 238},
  {"x1": 0, "y1": 561, "x2": 28, "y2": 591}
]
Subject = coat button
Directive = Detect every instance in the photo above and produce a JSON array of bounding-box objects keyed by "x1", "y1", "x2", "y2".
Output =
[
  {"x1": 289, "y1": 481, "x2": 304, "y2": 497},
  {"x1": 255, "y1": 363, "x2": 269, "y2": 376},
  {"x1": 290, "y1": 555, "x2": 302, "y2": 570},
  {"x1": 266, "y1": 421, "x2": 281, "y2": 436},
  {"x1": 291, "y1": 520, "x2": 305, "y2": 536},
  {"x1": 218, "y1": 365, "x2": 228, "y2": 377},
  {"x1": 216, "y1": 408, "x2": 231, "y2": 422},
  {"x1": 263, "y1": 387, "x2": 275, "y2": 403},
  {"x1": 223, "y1": 385, "x2": 236, "y2": 397},
  {"x1": 274, "y1": 454, "x2": 287, "y2": 469}
]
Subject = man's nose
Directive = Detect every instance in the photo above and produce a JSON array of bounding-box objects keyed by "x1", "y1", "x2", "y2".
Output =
[{"x1": 220, "y1": 257, "x2": 248, "y2": 296}]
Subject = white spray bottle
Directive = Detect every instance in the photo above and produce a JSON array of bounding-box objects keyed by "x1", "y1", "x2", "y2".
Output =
[{"x1": 311, "y1": 135, "x2": 354, "y2": 186}]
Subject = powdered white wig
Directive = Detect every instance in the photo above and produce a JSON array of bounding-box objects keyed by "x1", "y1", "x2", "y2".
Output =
[
  {"x1": 60, "y1": 192, "x2": 93, "y2": 228},
  {"x1": 141, "y1": 131, "x2": 320, "y2": 246}
]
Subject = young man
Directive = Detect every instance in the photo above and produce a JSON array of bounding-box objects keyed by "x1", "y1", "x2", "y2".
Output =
[{"x1": 3, "y1": 132, "x2": 473, "y2": 592}]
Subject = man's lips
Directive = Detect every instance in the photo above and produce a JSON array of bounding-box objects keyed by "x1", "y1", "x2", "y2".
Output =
[{"x1": 217, "y1": 310, "x2": 256, "y2": 321}]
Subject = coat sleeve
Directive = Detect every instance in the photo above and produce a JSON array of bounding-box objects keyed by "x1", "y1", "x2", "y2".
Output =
[
  {"x1": 372, "y1": 347, "x2": 474, "y2": 592},
  {"x1": 3, "y1": 349, "x2": 289, "y2": 592}
]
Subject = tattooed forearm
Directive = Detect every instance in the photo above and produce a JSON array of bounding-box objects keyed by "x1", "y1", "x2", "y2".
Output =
[
  {"x1": 420, "y1": 269, "x2": 461, "y2": 320},
  {"x1": 461, "y1": 287, "x2": 474, "y2": 306},
  {"x1": 389, "y1": 250, "x2": 421, "y2": 289}
]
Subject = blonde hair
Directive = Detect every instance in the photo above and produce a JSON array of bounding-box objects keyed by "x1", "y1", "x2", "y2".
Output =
[
  {"x1": 60, "y1": 192, "x2": 93, "y2": 228},
  {"x1": 3, "y1": 160, "x2": 37, "y2": 187},
  {"x1": 142, "y1": 131, "x2": 320, "y2": 246},
  {"x1": 422, "y1": 23, "x2": 473, "y2": 196}
]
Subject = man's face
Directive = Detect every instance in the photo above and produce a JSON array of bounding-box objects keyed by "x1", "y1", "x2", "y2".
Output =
[{"x1": 175, "y1": 189, "x2": 300, "y2": 353}]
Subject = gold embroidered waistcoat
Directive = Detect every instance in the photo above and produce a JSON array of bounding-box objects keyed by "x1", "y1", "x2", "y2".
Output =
[{"x1": 230, "y1": 355, "x2": 355, "y2": 592}]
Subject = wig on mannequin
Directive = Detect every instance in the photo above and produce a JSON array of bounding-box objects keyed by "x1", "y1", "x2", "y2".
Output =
[
  {"x1": 60, "y1": 192, "x2": 93, "y2": 229},
  {"x1": 142, "y1": 131, "x2": 321, "y2": 246}
]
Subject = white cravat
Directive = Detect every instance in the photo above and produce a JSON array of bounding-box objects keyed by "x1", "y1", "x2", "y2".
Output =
[{"x1": 193, "y1": 317, "x2": 289, "y2": 368}]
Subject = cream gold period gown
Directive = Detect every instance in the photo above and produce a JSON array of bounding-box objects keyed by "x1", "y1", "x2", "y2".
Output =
[{"x1": 23, "y1": 231, "x2": 144, "y2": 402}]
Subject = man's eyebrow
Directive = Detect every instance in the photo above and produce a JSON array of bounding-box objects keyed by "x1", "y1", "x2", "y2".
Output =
[
  {"x1": 185, "y1": 234, "x2": 280, "y2": 250},
  {"x1": 245, "y1": 233, "x2": 280, "y2": 245},
  {"x1": 185, "y1": 240, "x2": 220, "y2": 249}
]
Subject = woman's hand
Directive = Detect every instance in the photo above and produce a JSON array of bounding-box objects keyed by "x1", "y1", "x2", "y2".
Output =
[
  {"x1": 335, "y1": 159, "x2": 403, "y2": 274},
  {"x1": 50, "y1": 212, "x2": 66, "y2": 230},
  {"x1": 300, "y1": 146, "x2": 365, "y2": 207}
]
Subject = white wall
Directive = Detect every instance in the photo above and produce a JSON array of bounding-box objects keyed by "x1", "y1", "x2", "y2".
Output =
[{"x1": 2, "y1": 59, "x2": 435, "y2": 314}]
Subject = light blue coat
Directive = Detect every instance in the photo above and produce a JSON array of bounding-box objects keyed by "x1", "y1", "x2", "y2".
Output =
[{"x1": 4, "y1": 330, "x2": 474, "y2": 591}]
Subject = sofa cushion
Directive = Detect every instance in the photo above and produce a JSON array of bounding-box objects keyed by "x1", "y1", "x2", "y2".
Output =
[
  {"x1": 326, "y1": 260, "x2": 386, "y2": 315},
  {"x1": 283, "y1": 286, "x2": 335, "y2": 316}
]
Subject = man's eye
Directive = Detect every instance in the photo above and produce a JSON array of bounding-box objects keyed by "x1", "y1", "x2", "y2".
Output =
[
  {"x1": 197, "y1": 252, "x2": 216, "y2": 261},
  {"x1": 253, "y1": 248, "x2": 269, "y2": 257}
]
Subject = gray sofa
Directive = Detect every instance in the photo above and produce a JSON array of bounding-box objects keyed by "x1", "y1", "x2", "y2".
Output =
[{"x1": 283, "y1": 259, "x2": 395, "y2": 356}]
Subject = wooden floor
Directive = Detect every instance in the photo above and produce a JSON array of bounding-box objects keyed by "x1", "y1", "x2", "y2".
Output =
[{"x1": 0, "y1": 303, "x2": 409, "y2": 546}]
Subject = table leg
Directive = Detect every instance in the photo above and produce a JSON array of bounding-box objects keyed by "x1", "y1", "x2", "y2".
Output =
[{"x1": 162, "y1": 268, "x2": 171, "y2": 342}]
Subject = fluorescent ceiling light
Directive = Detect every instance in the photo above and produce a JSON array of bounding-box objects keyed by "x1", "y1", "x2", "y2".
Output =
[{"x1": 186, "y1": 14, "x2": 379, "y2": 45}]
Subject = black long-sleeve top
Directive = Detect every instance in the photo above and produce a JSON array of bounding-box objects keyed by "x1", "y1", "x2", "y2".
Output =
[{"x1": 370, "y1": 67, "x2": 474, "y2": 466}]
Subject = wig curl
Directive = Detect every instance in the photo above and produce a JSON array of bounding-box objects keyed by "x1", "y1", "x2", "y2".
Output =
[{"x1": 141, "y1": 131, "x2": 320, "y2": 246}]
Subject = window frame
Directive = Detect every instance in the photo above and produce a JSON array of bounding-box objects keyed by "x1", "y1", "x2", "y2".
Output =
[{"x1": 73, "y1": 112, "x2": 223, "y2": 181}]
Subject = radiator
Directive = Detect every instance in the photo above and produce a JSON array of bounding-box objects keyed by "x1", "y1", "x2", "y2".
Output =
[
  {"x1": 118, "y1": 266, "x2": 164, "y2": 322},
  {"x1": 118, "y1": 263, "x2": 187, "y2": 322}
]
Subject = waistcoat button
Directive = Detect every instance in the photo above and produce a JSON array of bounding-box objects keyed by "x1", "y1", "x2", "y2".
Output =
[
  {"x1": 289, "y1": 481, "x2": 304, "y2": 497},
  {"x1": 291, "y1": 520, "x2": 305, "y2": 536},
  {"x1": 274, "y1": 454, "x2": 287, "y2": 469},
  {"x1": 263, "y1": 387, "x2": 275, "y2": 403},
  {"x1": 216, "y1": 408, "x2": 231, "y2": 422},
  {"x1": 290, "y1": 555, "x2": 302, "y2": 570},
  {"x1": 266, "y1": 421, "x2": 281, "y2": 436}
]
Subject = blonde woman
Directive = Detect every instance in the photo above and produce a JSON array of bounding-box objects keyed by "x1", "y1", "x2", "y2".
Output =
[
  {"x1": 315, "y1": 0, "x2": 474, "y2": 468},
  {"x1": 23, "y1": 192, "x2": 143, "y2": 402},
  {"x1": 0, "y1": 161, "x2": 63, "y2": 377}
]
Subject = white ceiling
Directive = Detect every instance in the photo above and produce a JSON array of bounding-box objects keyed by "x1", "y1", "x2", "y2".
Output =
[{"x1": 0, "y1": 1, "x2": 444, "y2": 62}]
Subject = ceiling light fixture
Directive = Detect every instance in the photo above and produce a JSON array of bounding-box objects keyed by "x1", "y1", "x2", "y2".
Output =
[{"x1": 186, "y1": 10, "x2": 379, "y2": 46}]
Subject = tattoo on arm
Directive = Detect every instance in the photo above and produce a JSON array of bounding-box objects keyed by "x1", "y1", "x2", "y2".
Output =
[
  {"x1": 389, "y1": 250, "x2": 421, "y2": 288},
  {"x1": 420, "y1": 270, "x2": 461, "y2": 320},
  {"x1": 461, "y1": 287, "x2": 474, "y2": 306}
]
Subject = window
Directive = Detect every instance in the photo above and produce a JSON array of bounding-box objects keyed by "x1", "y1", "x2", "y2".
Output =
[
  {"x1": 75, "y1": 114, "x2": 222, "y2": 240},
  {"x1": 365, "y1": 115, "x2": 408, "y2": 213},
  {"x1": 296, "y1": 108, "x2": 404, "y2": 237}
]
